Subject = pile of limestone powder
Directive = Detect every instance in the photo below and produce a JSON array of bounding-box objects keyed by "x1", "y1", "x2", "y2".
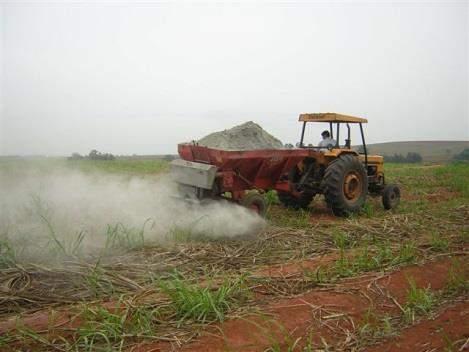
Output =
[{"x1": 197, "y1": 121, "x2": 283, "y2": 150}]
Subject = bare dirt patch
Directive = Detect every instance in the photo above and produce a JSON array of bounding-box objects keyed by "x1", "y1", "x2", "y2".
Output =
[
  {"x1": 253, "y1": 253, "x2": 339, "y2": 278},
  {"x1": 363, "y1": 300, "x2": 469, "y2": 352}
]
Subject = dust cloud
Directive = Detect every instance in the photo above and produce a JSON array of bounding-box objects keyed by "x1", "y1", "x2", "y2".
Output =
[{"x1": 0, "y1": 166, "x2": 265, "y2": 263}]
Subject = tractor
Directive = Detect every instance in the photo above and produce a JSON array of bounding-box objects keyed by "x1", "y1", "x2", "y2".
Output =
[{"x1": 171, "y1": 113, "x2": 400, "y2": 217}]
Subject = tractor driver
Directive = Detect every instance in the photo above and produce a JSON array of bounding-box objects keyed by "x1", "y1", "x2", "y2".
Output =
[{"x1": 318, "y1": 130, "x2": 337, "y2": 149}]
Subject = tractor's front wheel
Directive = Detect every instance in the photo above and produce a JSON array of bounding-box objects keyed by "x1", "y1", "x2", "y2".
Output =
[
  {"x1": 382, "y1": 184, "x2": 400, "y2": 210},
  {"x1": 323, "y1": 154, "x2": 368, "y2": 216}
]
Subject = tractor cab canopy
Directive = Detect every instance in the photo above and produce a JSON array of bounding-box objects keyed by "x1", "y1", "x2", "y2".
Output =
[
  {"x1": 298, "y1": 112, "x2": 369, "y2": 164},
  {"x1": 299, "y1": 113, "x2": 367, "y2": 124}
]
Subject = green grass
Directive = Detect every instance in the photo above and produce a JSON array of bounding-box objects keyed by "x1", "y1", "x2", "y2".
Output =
[
  {"x1": 335, "y1": 244, "x2": 389, "y2": 275},
  {"x1": 460, "y1": 229, "x2": 469, "y2": 244},
  {"x1": 0, "y1": 157, "x2": 169, "y2": 176},
  {"x1": 264, "y1": 190, "x2": 280, "y2": 206},
  {"x1": 103, "y1": 221, "x2": 150, "y2": 251},
  {"x1": 430, "y1": 231, "x2": 449, "y2": 252},
  {"x1": 165, "y1": 216, "x2": 216, "y2": 242},
  {"x1": 159, "y1": 272, "x2": 248, "y2": 326},
  {"x1": 445, "y1": 258, "x2": 469, "y2": 295},
  {"x1": 74, "y1": 300, "x2": 160, "y2": 351},
  {"x1": 165, "y1": 225, "x2": 214, "y2": 243},
  {"x1": 433, "y1": 162, "x2": 469, "y2": 197},
  {"x1": 385, "y1": 162, "x2": 469, "y2": 199},
  {"x1": 40, "y1": 213, "x2": 87, "y2": 258},
  {"x1": 394, "y1": 241, "x2": 417, "y2": 265},
  {"x1": 0, "y1": 333, "x2": 13, "y2": 348},
  {"x1": 358, "y1": 308, "x2": 395, "y2": 341},
  {"x1": 0, "y1": 239, "x2": 17, "y2": 268},
  {"x1": 67, "y1": 159, "x2": 169, "y2": 175},
  {"x1": 84, "y1": 263, "x2": 116, "y2": 297},
  {"x1": 76, "y1": 305, "x2": 126, "y2": 350},
  {"x1": 332, "y1": 230, "x2": 355, "y2": 250},
  {"x1": 267, "y1": 208, "x2": 311, "y2": 228},
  {"x1": 403, "y1": 277, "x2": 435, "y2": 323},
  {"x1": 360, "y1": 202, "x2": 375, "y2": 218},
  {"x1": 331, "y1": 240, "x2": 416, "y2": 279}
]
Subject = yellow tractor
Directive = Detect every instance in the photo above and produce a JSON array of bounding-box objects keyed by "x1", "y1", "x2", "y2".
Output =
[{"x1": 277, "y1": 113, "x2": 400, "y2": 216}]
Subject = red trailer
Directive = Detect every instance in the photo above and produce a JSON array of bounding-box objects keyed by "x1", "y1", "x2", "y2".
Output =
[{"x1": 172, "y1": 144, "x2": 310, "y2": 215}]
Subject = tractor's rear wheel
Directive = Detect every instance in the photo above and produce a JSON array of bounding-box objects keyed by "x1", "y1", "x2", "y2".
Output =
[
  {"x1": 278, "y1": 192, "x2": 314, "y2": 210},
  {"x1": 323, "y1": 154, "x2": 368, "y2": 216},
  {"x1": 240, "y1": 193, "x2": 267, "y2": 217}
]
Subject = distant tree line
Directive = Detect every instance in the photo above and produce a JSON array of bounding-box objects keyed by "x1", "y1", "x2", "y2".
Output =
[
  {"x1": 453, "y1": 148, "x2": 469, "y2": 161},
  {"x1": 68, "y1": 149, "x2": 115, "y2": 161},
  {"x1": 384, "y1": 152, "x2": 423, "y2": 163}
]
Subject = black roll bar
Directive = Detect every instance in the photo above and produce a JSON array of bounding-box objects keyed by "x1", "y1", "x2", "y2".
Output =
[
  {"x1": 300, "y1": 121, "x2": 306, "y2": 147},
  {"x1": 346, "y1": 123, "x2": 351, "y2": 148},
  {"x1": 335, "y1": 122, "x2": 340, "y2": 148},
  {"x1": 359, "y1": 123, "x2": 368, "y2": 167}
]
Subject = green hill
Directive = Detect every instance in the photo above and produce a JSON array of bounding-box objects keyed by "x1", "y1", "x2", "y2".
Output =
[{"x1": 365, "y1": 141, "x2": 468, "y2": 162}]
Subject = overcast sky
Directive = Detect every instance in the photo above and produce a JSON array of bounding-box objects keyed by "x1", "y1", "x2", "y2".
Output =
[{"x1": 0, "y1": 0, "x2": 468, "y2": 156}]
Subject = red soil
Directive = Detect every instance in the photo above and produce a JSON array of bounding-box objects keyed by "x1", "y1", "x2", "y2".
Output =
[
  {"x1": 2, "y1": 257, "x2": 466, "y2": 352},
  {"x1": 0, "y1": 300, "x2": 121, "y2": 335},
  {"x1": 254, "y1": 253, "x2": 338, "y2": 278},
  {"x1": 136, "y1": 257, "x2": 465, "y2": 352},
  {"x1": 364, "y1": 300, "x2": 469, "y2": 352}
]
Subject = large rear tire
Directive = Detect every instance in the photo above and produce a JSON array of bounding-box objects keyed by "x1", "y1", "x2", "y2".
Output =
[
  {"x1": 278, "y1": 192, "x2": 314, "y2": 210},
  {"x1": 323, "y1": 154, "x2": 368, "y2": 217}
]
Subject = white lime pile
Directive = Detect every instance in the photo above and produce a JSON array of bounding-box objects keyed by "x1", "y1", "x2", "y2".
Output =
[{"x1": 197, "y1": 121, "x2": 283, "y2": 150}]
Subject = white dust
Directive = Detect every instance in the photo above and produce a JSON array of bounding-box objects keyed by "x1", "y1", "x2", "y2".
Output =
[{"x1": 0, "y1": 166, "x2": 265, "y2": 262}]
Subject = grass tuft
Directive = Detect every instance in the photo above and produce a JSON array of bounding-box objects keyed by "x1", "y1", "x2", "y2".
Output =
[
  {"x1": 394, "y1": 241, "x2": 417, "y2": 265},
  {"x1": 358, "y1": 308, "x2": 395, "y2": 341},
  {"x1": 74, "y1": 299, "x2": 160, "y2": 351},
  {"x1": 265, "y1": 190, "x2": 280, "y2": 207},
  {"x1": 445, "y1": 258, "x2": 468, "y2": 295},
  {"x1": 430, "y1": 231, "x2": 449, "y2": 252},
  {"x1": 159, "y1": 272, "x2": 248, "y2": 326},
  {"x1": 84, "y1": 262, "x2": 116, "y2": 297},
  {"x1": 104, "y1": 220, "x2": 151, "y2": 251},
  {"x1": 332, "y1": 230, "x2": 354, "y2": 250},
  {"x1": 0, "y1": 239, "x2": 17, "y2": 268},
  {"x1": 403, "y1": 277, "x2": 435, "y2": 323}
]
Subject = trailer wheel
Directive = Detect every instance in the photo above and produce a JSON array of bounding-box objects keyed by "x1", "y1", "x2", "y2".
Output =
[
  {"x1": 278, "y1": 192, "x2": 314, "y2": 210},
  {"x1": 382, "y1": 184, "x2": 400, "y2": 210},
  {"x1": 240, "y1": 193, "x2": 267, "y2": 217},
  {"x1": 323, "y1": 154, "x2": 368, "y2": 217}
]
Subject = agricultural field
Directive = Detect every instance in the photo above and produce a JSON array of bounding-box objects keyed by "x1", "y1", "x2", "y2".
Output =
[{"x1": 0, "y1": 158, "x2": 468, "y2": 351}]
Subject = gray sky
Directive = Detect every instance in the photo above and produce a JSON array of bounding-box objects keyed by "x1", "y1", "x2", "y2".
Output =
[{"x1": 0, "y1": 0, "x2": 468, "y2": 156}]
